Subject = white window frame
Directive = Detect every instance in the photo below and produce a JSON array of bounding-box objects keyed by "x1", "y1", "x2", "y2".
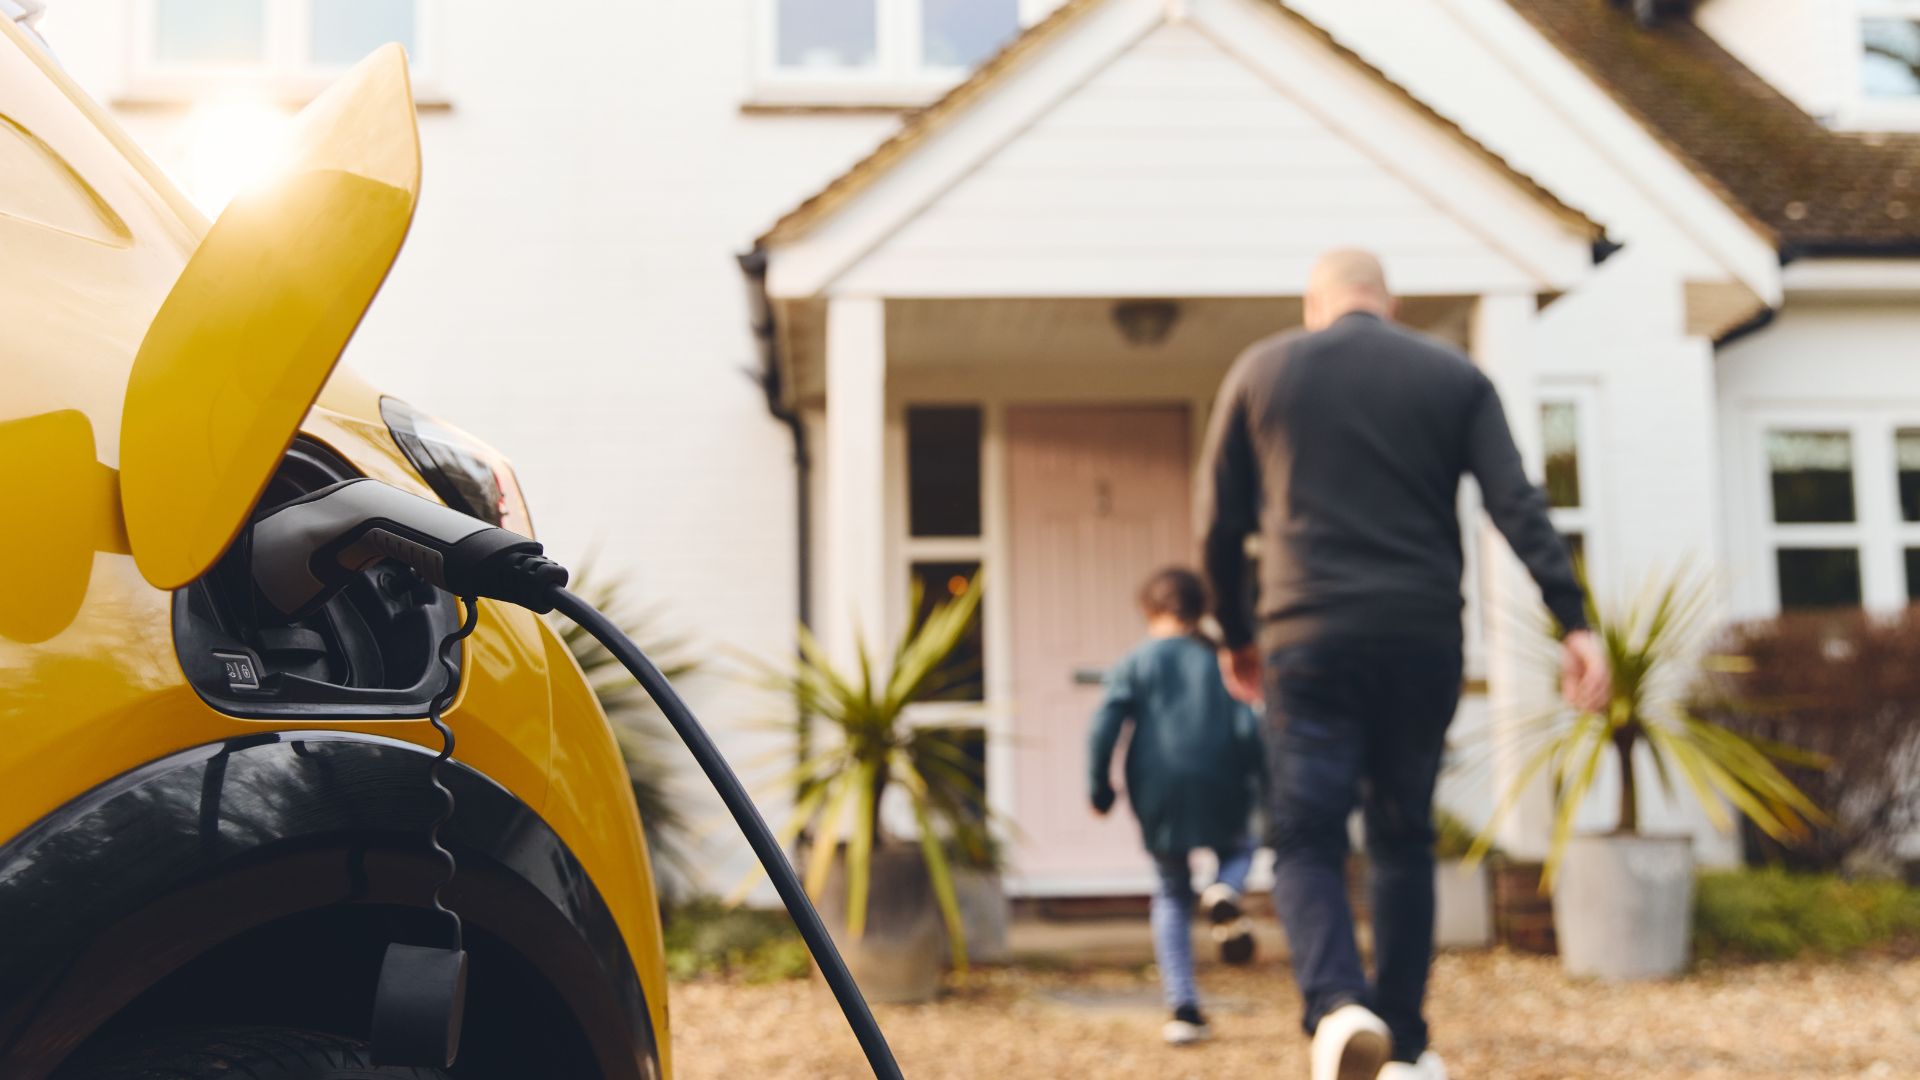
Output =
[
  {"x1": 125, "y1": 0, "x2": 445, "y2": 105},
  {"x1": 1538, "y1": 383, "x2": 1603, "y2": 591},
  {"x1": 1840, "y1": 0, "x2": 1920, "y2": 131},
  {"x1": 749, "y1": 0, "x2": 1036, "y2": 108},
  {"x1": 1743, "y1": 408, "x2": 1920, "y2": 615}
]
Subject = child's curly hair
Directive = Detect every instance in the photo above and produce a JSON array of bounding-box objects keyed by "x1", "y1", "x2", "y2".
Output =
[{"x1": 1137, "y1": 566, "x2": 1209, "y2": 624}]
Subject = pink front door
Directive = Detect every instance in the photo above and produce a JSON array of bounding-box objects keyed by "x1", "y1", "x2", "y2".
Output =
[{"x1": 1006, "y1": 405, "x2": 1194, "y2": 889}]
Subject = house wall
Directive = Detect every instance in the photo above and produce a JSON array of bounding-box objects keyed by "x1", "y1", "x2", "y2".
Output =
[{"x1": 1437, "y1": 249, "x2": 1738, "y2": 865}]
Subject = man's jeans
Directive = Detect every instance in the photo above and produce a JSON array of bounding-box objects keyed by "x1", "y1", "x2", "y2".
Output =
[
  {"x1": 1149, "y1": 839, "x2": 1255, "y2": 1010},
  {"x1": 1264, "y1": 635, "x2": 1462, "y2": 1063}
]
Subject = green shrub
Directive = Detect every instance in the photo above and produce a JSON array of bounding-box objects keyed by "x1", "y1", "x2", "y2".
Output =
[
  {"x1": 1693, "y1": 868, "x2": 1920, "y2": 961},
  {"x1": 1433, "y1": 808, "x2": 1479, "y2": 861},
  {"x1": 663, "y1": 897, "x2": 811, "y2": 983}
]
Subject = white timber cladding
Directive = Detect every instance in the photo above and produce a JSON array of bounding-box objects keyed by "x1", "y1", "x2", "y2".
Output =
[{"x1": 770, "y1": 0, "x2": 1596, "y2": 300}]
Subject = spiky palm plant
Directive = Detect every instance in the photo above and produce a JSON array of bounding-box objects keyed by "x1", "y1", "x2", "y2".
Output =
[
  {"x1": 552, "y1": 563, "x2": 697, "y2": 889},
  {"x1": 746, "y1": 574, "x2": 989, "y2": 971},
  {"x1": 1470, "y1": 567, "x2": 1825, "y2": 886}
]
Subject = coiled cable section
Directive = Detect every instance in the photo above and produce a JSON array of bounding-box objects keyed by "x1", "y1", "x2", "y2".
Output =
[{"x1": 426, "y1": 595, "x2": 480, "y2": 952}]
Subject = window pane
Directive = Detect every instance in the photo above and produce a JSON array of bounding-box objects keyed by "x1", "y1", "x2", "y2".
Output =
[
  {"x1": 1776, "y1": 548, "x2": 1862, "y2": 610},
  {"x1": 1541, "y1": 401, "x2": 1581, "y2": 509},
  {"x1": 1561, "y1": 531, "x2": 1586, "y2": 571},
  {"x1": 1908, "y1": 548, "x2": 1920, "y2": 603},
  {"x1": 776, "y1": 0, "x2": 877, "y2": 70},
  {"x1": 311, "y1": 0, "x2": 418, "y2": 66},
  {"x1": 1899, "y1": 428, "x2": 1920, "y2": 522},
  {"x1": 1863, "y1": 19, "x2": 1920, "y2": 98},
  {"x1": 908, "y1": 406, "x2": 982, "y2": 537},
  {"x1": 1768, "y1": 430, "x2": 1855, "y2": 524},
  {"x1": 154, "y1": 0, "x2": 265, "y2": 65},
  {"x1": 910, "y1": 561, "x2": 983, "y2": 702},
  {"x1": 921, "y1": 0, "x2": 1019, "y2": 68}
]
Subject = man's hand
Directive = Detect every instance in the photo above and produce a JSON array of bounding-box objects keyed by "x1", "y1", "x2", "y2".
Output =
[
  {"x1": 1560, "y1": 629, "x2": 1611, "y2": 713},
  {"x1": 1218, "y1": 645, "x2": 1263, "y2": 705}
]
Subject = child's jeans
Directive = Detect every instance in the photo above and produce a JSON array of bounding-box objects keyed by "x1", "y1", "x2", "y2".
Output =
[{"x1": 1150, "y1": 839, "x2": 1256, "y2": 1009}]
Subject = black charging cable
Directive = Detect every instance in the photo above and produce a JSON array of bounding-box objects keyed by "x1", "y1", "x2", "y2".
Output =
[{"x1": 546, "y1": 585, "x2": 905, "y2": 1080}]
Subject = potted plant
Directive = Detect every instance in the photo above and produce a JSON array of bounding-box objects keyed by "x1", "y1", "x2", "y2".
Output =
[
  {"x1": 945, "y1": 815, "x2": 1012, "y2": 965},
  {"x1": 1432, "y1": 809, "x2": 1491, "y2": 949},
  {"x1": 1470, "y1": 568, "x2": 1823, "y2": 979},
  {"x1": 746, "y1": 575, "x2": 989, "y2": 1002}
]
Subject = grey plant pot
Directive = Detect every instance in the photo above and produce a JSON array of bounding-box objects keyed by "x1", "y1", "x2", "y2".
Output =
[
  {"x1": 819, "y1": 844, "x2": 946, "y2": 1003},
  {"x1": 1434, "y1": 859, "x2": 1492, "y2": 949},
  {"x1": 953, "y1": 864, "x2": 1011, "y2": 964},
  {"x1": 1552, "y1": 833, "x2": 1694, "y2": 980}
]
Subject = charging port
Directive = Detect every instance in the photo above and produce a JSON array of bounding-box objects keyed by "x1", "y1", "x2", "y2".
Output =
[{"x1": 171, "y1": 439, "x2": 465, "y2": 720}]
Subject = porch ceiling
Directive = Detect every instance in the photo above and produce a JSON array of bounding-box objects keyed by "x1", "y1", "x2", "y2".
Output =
[{"x1": 779, "y1": 295, "x2": 1475, "y2": 405}]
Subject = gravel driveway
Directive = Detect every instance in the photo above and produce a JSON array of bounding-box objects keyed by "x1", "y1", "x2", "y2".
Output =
[{"x1": 667, "y1": 952, "x2": 1920, "y2": 1079}]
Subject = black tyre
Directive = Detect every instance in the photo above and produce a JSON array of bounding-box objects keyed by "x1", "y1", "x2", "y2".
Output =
[{"x1": 63, "y1": 1026, "x2": 452, "y2": 1080}]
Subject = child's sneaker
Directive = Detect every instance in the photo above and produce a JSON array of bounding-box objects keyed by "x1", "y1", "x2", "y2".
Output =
[
  {"x1": 1378, "y1": 1051, "x2": 1448, "y2": 1080},
  {"x1": 1211, "y1": 916, "x2": 1257, "y2": 965},
  {"x1": 1161, "y1": 1003, "x2": 1211, "y2": 1046},
  {"x1": 1199, "y1": 882, "x2": 1256, "y2": 964},
  {"x1": 1198, "y1": 881, "x2": 1242, "y2": 924}
]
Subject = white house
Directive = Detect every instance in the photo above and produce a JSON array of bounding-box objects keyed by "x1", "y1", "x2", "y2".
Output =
[{"x1": 34, "y1": 0, "x2": 1920, "y2": 895}]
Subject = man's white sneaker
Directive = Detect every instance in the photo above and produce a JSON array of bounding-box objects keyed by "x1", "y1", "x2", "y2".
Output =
[
  {"x1": 1162, "y1": 1004, "x2": 1211, "y2": 1046},
  {"x1": 1378, "y1": 1051, "x2": 1448, "y2": 1080},
  {"x1": 1310, "y1": 1003, "x2": 1391, "y2": 1080}
]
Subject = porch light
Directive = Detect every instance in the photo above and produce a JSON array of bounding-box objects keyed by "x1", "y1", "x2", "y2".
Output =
[{"x1": 1111, "y1": 299, "x2": 1181, "y2": 346}]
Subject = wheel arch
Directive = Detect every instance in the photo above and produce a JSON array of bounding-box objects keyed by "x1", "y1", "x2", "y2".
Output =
[{"x1": 0, "y1": 731, "x2": 661, "y2": 1080}]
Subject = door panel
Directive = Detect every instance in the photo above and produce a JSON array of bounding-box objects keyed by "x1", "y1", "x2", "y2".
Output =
[{"x1": 1007, "y1": 405, "x2": 1192, "y2": 889}]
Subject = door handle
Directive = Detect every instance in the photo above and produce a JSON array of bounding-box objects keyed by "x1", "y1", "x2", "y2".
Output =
[{"x1": 1072, "y1": 666, "x2": 1106, "y2": 686}]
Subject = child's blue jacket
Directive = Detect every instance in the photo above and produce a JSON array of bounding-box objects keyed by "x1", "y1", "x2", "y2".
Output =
[{"x1": 1088, "y1": 634, "x2": 1266, "y2": 855}]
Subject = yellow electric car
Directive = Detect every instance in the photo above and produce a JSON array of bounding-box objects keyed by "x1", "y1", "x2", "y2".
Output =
[{"x1": 0, "y1": 20, "x2": 667, "y2": 1080}]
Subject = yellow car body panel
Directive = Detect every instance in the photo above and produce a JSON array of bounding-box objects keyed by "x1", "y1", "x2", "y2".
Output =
[
  {"x1": 121, "y1": 44, "x2": 421, "y2": 591},
  {"x1": 0, "y1": 17, "x2": 669, "y2": 1075}
]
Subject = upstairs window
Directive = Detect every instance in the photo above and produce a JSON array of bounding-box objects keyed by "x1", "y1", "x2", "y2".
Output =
[
  {"x1": 758, "y1": 0, "x2": 1023, "y2": 105},
  {"x1": 131, "y1": 0, "x2": 437, "y2": 103},
  {"x1": 1861, "y1": 2, "x2": 1920, "y2": 98}
]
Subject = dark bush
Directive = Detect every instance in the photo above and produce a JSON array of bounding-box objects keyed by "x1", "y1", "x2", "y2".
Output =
[
  {"x1": 1696, "y1": 609, "x2": 1920, "y2": 873},
  {"x1": 1694, "y1": 868, "x2": 1920, "y2": 961}
]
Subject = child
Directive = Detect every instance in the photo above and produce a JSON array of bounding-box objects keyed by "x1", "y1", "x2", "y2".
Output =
[{"x1": 1089, "y1": 566, "x2": 1267, "y2": 1047}]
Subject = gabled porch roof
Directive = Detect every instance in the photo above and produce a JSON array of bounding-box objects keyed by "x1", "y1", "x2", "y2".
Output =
[{"x1": 753, "y1": 0, "x2": 1610, "y2": 303}]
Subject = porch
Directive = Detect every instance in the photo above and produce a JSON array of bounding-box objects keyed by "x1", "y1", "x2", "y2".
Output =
[{"x1": 750, "y1": 0, "x2": 1609, "y2": 894}]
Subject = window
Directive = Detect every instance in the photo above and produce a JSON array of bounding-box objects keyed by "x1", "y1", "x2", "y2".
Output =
[
  {"x1": 153, "y1": 0, "x2": 265, "y2": 66},
  {"x1": 133, "y1": 0, "x2": 435, "y2": 101},
  {"x1": 1539, "y1": 391, "x2": 1596, "y2": 577},
  {"x1": 759, "y1": 0, "x2": 1022, "y2": 101},
  {"x1": 1861, "y1": 2, "x2": 1920, "y2": 99},
  {"x1": 1765, "y1": 429, "x2": 1865, "y2": 611},
  {"x1": 908, "y1": 561, "x2": 984, "y2": 701},
  {"x1": 907, "y1": 406, "x2": 982, "y2": 537},
  {"x1": 901, "y1": 406, "x2": 987, "y2": 704}
]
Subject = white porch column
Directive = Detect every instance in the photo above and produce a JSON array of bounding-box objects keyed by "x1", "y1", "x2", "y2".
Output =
[
  {"x1": 1472, "y1": 292, "x2": 1555, "y2": 860},
  {"x1": 823, "y1": 294, "x2": 889, "y2": 669}
]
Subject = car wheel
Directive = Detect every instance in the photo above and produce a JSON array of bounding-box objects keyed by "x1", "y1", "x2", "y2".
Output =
[{"x1": 62, "y1": 1026, "x2": 453, "y2": 1080}]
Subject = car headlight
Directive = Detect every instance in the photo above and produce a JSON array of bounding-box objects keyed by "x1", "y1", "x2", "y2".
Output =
[{"x1": 380, "y1": 397, "x2": 535, "y2": 538}]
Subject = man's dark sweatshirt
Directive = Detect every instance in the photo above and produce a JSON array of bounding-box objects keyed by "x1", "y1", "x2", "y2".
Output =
[{"x1": 1198, "y1": 311, "x2": 1587, "y2": 652}]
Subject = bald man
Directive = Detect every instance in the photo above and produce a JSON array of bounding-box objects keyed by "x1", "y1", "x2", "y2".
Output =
[{"x1": 1198, "y1": 250, "x2": 1607, "y2": 1080}]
